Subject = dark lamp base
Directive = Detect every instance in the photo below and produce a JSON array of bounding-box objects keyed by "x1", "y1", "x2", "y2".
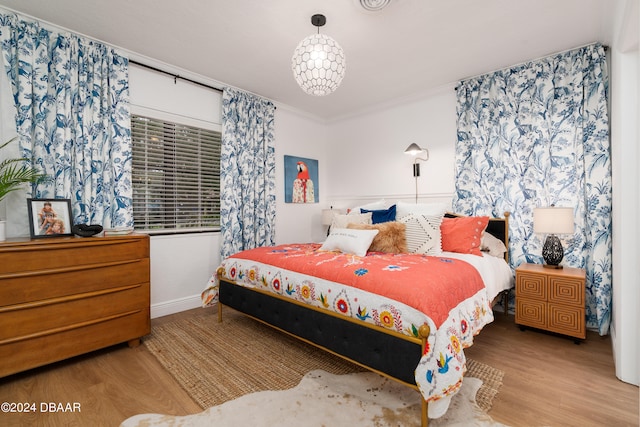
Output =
[
  {"x1": 543, "y1": 264, "x2": 564, "y2": 269},
  {"x1": 542, "y1": 234, "x2": 565, "y2": 268}
]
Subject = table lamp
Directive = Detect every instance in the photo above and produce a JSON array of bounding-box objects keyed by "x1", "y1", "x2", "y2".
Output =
[
  {"x1": 533, "y1": 206, "x2": 575, "y2": 268},
  {"x1": 322, "y1": 208, "x2": 336, "y2": 236}
]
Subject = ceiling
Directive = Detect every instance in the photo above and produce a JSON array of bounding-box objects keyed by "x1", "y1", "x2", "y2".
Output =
[{"x1": 0, "y1": 0, "x2": 613, "y2": 121}]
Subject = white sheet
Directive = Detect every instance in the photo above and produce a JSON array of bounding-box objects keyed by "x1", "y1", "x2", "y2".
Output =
[{"x1": 441, "y1": 251, "x2": 514, "y2": 301}]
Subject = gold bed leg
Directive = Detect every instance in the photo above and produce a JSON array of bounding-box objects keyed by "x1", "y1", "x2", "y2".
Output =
[
  {"x1": 418, "y1": 323, "x2": 431, "y2": 427},
  {"x1": 422, "y1": 399, "x2": 428, "y2": 427},
  {"x1": 217, "y1": 302, "x2": 222, "y2": 323}
]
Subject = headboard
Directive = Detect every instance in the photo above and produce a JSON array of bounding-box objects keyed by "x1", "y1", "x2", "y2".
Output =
[{"x1": 444, "y1": 212, "x2": 510, "y2": 262}]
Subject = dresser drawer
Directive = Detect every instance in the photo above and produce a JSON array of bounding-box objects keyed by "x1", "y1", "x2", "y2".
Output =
[
  {"x1": 0, "y1": 308, "x2": 149, "y2": 377},
  {"x1": 0, "y1": 258, "x2": 149, "y2": 307},
  {"x1": 0, "y1": 236, "x2": 149, "y2": 275},
  {"x1": 0, "y1": 282, "x2": 149, "y2": 342}
]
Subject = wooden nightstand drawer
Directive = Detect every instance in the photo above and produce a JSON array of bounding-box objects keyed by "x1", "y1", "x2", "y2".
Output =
[
  {"x1": 516, "y1": 298, "x2": 547, "y2": 329},
  {"x1": 549, "y1": 277, "x2": 584, "y2": 307},
  {"x1": 548, "y1": 303, "x2": 586, "y2": 339},
  {"x1": 516, "y1": 272, "x2": 547, "y2": 300}
]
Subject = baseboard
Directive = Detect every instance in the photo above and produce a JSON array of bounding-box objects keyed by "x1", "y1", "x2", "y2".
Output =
[{"x1": 151, "y1": 295, "x2": 203, "y2": 319}]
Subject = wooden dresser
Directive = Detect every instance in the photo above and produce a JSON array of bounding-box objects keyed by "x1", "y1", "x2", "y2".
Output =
[
  {"x1": 515, "y1": 263, "x2": 586, "y2": 341},
  {"x1": 0, "y1": 234, "x2": 150, "y2": 377}
]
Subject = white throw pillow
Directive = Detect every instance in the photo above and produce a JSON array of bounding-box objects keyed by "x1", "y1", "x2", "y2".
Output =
[
  {"x1": 398, "y1": 213, "x2": 444, "y2": 256},
  {"x1": 396, "y1": 201, "x2": 448, "y2": 221},
  {"x1": 347, "y1": 199, "x2": 387, "y2": 215},
  {"x1": 331, "y1": 212, "x2": 372, "y2": 230},
  {"x1": 480, "y1": 232, "x2": 508, "y2": 258},
  {"x1": 320, "y1": 228, "x2": 379, "y2": 257}
]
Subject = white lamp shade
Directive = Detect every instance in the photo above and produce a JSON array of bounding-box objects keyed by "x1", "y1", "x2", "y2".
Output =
[
  {"x1": 404, "y1": 143, "x2": 424, "y2": 155},
  {"x1": 321, "y1": 209, "x2": 336, "y2": 226},
  {"x1": 533, "y1": 207, "x2": 575, "y2": 235}
]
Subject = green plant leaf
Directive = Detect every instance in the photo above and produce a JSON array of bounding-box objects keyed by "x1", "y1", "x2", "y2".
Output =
[{"x1": 0, "y1": 138, "x2": 49, "y2": 201}]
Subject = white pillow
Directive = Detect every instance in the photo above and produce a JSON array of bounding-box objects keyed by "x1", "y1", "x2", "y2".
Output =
[
  {"x1": 331, "y1": 212, "x2": 372, "y2": 230},
  {"x1": 480, "y1": 232, "x2": 507, "y2": 258},
  {"x1": 320, "y1": 228, "x2": 379, "y2": 257},
  {"x1": 396, "y1": 201, "x2": 447, "y2": 221},
  {"x1": 398, "y1": 213, "x2": 444, "y2": 256},
  {"x1": 347, "y1": 199, "x2": 387, "y2": 215}
]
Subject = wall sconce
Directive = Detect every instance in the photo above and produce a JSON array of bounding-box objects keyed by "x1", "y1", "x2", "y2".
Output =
[
  {"x1": 533, "y1": 206, "x2": 575, "y2": 268},
  {"x1": 404, "y1": 143, "x2": 429, "y2": 203}
]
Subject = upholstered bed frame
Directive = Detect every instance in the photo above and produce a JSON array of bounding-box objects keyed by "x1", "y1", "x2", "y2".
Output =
[{"x1": 217, "y1": 212, "x2": 510, "y2": 427}]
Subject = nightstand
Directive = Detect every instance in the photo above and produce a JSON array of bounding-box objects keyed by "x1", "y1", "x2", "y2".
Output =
[{"x1": 515, "y1": 263, "x2": 586, "y2": 342}]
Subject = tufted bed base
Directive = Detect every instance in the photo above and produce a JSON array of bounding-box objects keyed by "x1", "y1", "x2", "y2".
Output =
[{"x1": 217, "y1": 279, "x2": 431, "y2": 425}]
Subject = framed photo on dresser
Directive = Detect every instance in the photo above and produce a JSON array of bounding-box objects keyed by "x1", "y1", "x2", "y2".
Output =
[{"x1": 27, "y1": 198, "x2": 73, "y2": 238}]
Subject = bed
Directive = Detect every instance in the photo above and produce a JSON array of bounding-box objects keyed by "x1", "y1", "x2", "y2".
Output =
[{"x1": 202, "y1": 208, "x2": 513, "y2": 426}]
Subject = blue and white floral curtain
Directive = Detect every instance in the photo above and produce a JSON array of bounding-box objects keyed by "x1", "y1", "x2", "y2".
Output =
[
  {"x1": 0, "y1": 12, "x2": 132, "y2": 228},
  {"x1": 454, "y1": 43, "x2": 611, "y2": 334},
  {"x1": 220, "y1": 88, "x2": 276, "y2": 259}
]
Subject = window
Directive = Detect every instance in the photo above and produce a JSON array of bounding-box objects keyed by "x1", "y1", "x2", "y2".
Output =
[{"x1": 131, "y1": 115, "x2": 221, "y2": 233}]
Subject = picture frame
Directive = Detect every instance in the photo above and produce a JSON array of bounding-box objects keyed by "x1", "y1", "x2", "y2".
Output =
[
  {"x1": 284, "y1": 155, "x2": 319, "y2": 203},
  {"x1": 27, "y1": 198, "x2": 73, "y2": 238}
]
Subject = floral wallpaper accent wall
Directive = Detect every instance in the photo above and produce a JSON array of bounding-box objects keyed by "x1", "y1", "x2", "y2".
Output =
[{"x1": 454, "y1": 43, "x2": 611, "y2": 335}]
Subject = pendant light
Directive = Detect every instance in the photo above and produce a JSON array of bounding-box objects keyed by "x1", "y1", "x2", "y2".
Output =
[{"x1": 291, "y1": 14, "x2": 346, "y2": 96}]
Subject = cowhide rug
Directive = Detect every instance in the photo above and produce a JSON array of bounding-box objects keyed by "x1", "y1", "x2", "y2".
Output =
[{"x1": 120, "y1": 370, "x2": 508, "y2": 427}]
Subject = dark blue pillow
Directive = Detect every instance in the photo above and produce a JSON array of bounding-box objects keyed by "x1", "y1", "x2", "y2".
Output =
[{"x1": 361, "y1": 204, "x2": 396, "y2": 224}]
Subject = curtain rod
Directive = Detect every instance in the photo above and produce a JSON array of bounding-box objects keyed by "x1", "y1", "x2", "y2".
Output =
[
  {"x1": 455, "y1": 43, "x2": 609, "y2": 89},
  {"x1": 129, "y1": 59, "x2": 223, "y2": 93}
]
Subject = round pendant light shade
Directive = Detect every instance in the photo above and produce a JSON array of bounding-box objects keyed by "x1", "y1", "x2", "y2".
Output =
[
  {"x1": 291, "y1": 15, "x2": 346, "y2": 96},
  {"x1": 358, "y1": 0, "x2": 392, "y2": 12}
]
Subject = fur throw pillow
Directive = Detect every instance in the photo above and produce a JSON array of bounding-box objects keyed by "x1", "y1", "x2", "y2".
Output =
[{"x1": 347, "y1": 221, "x2": 408, "y2": 254}]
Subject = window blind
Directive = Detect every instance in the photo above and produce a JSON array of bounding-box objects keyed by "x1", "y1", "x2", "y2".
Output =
[{"x1": 131, "y1": 115, "x2": 221, "y2": 233}]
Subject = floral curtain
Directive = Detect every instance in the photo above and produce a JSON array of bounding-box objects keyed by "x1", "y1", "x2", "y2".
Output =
[
  {"x1": 454, "y1": 43, "x2": 611, "y2": 334},
  {"x1": 220, "y1": 88, "x2": 276, "y2": 259},
  {"x1": 0, "y1": 12, "x2": 132, "y2": 229}
]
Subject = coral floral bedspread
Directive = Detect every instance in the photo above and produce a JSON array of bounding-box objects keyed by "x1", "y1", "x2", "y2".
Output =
[{"x1": 201, "y1": 243, "x2": 495, "y2": 418}]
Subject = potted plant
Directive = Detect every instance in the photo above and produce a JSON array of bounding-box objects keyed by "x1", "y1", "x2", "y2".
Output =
[{"x1": 0, "y1": 137, "x2": 48, "y2": 241}]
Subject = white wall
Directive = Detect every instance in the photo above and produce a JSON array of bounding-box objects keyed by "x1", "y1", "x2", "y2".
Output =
[
  {"x1": 149, "y1": 232, "x2": 221, "y2": 318},
  {"x1": 609, "y1": 0, "x2": 639, "y2": 386},
  {"x1": 129, "y1": 62, "x2": 225, "y2": 318},
  {"x1": 273, "y1": 107, "x2": 329, "y2": 244},
  {"x1": 325, "y1": 86, "x2": 458, "y2": 208}
]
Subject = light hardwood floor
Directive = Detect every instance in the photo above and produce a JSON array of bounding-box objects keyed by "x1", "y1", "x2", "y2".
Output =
[{"x1": 0, "y1": 307, "x2": 637, "y2": 427}]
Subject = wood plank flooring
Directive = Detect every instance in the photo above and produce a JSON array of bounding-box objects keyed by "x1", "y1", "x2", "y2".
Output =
[{"x1": 0, "y1": 307, "x2": 637, "y2": 427}]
